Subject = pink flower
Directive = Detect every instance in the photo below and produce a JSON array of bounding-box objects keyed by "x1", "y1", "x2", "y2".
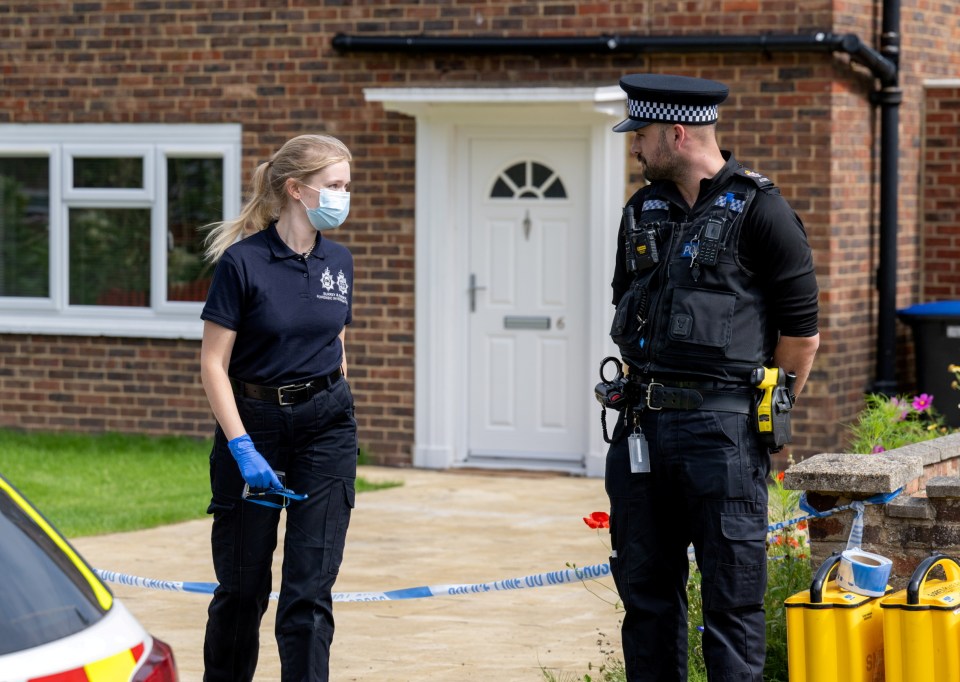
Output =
[
  {"x1": 872, "y1": 444, "x2": 886, "y2": 453},
  {"x1": 913, "y1": 394, "x2": 934, "y2": 412}
]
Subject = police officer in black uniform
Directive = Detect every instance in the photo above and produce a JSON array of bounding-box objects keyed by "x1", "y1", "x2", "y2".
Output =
[
  {"x1": 199, "y1": 134, "x2": 357, "y2": 682},
  {"x1": 603, "y1": 74, "x2": 819, "y2": 681}
]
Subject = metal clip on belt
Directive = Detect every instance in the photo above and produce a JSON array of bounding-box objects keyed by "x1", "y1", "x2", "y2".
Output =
[
  {"x1": 232, "y1": 368, "x2": 343, "y2": 406},
  {"x1": 642, "y1": 382, "x2": 753, "y2": 414}
]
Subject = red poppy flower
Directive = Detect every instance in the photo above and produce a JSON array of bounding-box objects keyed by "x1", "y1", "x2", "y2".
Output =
[
  {"x1": 797, "y1": 521, "x2": 808, "y2": 531},
  {"x1": 776, "y1": 471, "x2": 785, "y2": 482},
  {"x1": 583, "y1": 511, "x2": 610, "y2": 529}
]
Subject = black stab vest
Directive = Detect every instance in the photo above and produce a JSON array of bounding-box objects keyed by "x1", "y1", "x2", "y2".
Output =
[{"x1": 610, "y1": 168, "x2": 779, "y2": 383}]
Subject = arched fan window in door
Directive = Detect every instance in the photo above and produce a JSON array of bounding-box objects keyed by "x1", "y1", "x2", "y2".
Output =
[{"x1": 490, "y1": 160, "x2": 567, "y2": 199}]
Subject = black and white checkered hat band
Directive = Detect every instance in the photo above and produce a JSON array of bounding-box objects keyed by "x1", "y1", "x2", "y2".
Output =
[{"x1": 627, "y1": 98, "x2": 719, "y2": 124}]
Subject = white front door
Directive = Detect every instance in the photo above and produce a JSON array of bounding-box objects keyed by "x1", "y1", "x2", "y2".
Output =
[{"x1": 465, "y1": 133, "x2": 589, "y2": 469}]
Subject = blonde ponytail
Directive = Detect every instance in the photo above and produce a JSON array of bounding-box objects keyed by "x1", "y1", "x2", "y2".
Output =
[{"x1": 203, "y1": 134, "x2": 352, "y2": 262}]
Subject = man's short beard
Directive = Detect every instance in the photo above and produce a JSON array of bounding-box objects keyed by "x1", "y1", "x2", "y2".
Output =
[{"x1": 640, "y1": 127, "x2": 683, "y2": 183}]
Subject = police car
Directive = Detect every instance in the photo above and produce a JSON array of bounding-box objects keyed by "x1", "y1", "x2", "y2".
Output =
[{"x1": 0, "y1": 474, "x2": 178, "y2": 681}]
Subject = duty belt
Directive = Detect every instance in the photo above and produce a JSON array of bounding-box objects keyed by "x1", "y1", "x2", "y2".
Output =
[
  {"x1": 231, "y1": 368, "x2": 342, "y2": 406},
  {"x1": 639, "y1": 381, "x2": 753, "y2": 415}
]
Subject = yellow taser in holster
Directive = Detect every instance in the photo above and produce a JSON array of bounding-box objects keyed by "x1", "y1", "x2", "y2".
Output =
[{"x1": 750, "y1": 366, "x2": 797, "y2": 451}]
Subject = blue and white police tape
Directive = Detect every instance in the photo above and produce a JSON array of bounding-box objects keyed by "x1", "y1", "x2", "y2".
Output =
[
  {"x1": 93, "y1": 490, "x2": 903, "y2": 602},
  {"x1": 764, "y1": 487, "x2": 904, "y2": 534},
  {"x1": 94, "y1": 562, "x2": 612, "y2": 603}
]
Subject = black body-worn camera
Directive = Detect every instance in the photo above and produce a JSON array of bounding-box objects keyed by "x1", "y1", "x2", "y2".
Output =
[{"x1": 624, "y1": 205, "x2": 660, "y2": 273}]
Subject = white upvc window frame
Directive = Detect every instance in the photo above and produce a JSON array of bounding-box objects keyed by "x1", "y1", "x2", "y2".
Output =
[{"x1": 0, "y1": 124, "x2": 242, "y2": 340}]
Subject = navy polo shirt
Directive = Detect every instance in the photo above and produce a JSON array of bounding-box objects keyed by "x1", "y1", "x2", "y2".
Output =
[{"x1": 201, "y1": 222, "x2": 353, "y2": 386}]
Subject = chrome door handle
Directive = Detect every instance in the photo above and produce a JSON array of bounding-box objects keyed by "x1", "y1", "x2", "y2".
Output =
[{"x1": 468, "y1": 273, "x2": 487, "y2": 313}]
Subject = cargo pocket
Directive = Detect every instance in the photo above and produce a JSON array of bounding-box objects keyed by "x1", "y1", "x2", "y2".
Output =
[
  {"x1": 706, "y1": 512, "x2": 767, "y2": 610},
  {"x1": 608, "y1": 511, "x2": 624, "y2": 597},
  {"x1": 323, "y1": 478, "x2": 356, "y2": 576},
  {"x1": 609, "y1": 552, "x2": 623, "y2": 599}
]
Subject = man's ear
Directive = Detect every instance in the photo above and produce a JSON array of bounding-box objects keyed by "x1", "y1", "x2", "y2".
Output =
[{"x1": 671, "y1": 124, "x2": 687, "y2": 149}]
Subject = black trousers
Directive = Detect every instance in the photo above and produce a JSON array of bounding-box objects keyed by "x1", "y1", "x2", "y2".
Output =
[
  {"x1": 203, "y1": 378, "x2": 357, "y2": 682},
  {"x1": 605, "y1": 407, "x2": 770, "y2": 682}
]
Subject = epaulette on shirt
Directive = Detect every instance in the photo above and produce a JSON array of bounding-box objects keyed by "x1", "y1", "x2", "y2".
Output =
[{"x1": 736, "y1": 166, "x2": 776, "y2": 191}]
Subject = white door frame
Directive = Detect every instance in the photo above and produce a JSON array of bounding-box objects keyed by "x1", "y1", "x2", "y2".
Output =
[{"x1": 364, "y1": 87, "x2": 626, "y2": 477}]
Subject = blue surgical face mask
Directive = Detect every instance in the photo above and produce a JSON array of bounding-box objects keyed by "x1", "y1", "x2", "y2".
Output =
[{"x1": 300, "y1": 184, "x2": 350, "y2": 231}]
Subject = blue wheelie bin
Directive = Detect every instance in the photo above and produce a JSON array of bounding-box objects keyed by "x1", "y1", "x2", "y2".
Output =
[{"x1": 897, "y1": 300, "x2": 960, "y2": 427}]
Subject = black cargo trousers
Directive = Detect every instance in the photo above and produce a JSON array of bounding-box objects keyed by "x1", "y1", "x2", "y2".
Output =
[
  {"x1": 605, "y1": 405, "x2": 770, "y2": 682},
  {"x1": 203, "y1": 377, "x2": 357, "y2": 682}
]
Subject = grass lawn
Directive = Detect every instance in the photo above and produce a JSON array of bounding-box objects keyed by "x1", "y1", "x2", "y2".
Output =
[{"x1": 0, "y1": 429, "x2": 397, "y2": 538}]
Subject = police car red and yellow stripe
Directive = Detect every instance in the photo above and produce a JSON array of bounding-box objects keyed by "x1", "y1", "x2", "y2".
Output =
[{"x1": 13, "y1": 642, "x2": 144, "y2": 682}]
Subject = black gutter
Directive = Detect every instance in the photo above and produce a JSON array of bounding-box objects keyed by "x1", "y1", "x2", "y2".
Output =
[
  {"x1": 332, "y1": 32, "x2": 896, "y2": 83},
  {"x1": 334, "y1": 21, "x2": 902, "y2": 395}
]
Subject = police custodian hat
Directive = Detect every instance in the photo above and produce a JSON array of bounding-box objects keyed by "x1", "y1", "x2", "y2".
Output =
[{"x1": 612, "y1": 73, "x2": 729, "y2": 133}]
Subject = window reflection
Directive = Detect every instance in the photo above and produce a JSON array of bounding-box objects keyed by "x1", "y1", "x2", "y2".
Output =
[
  {"x1": 73, "y1": 157, "x2": 143, "y2": 189},
  {"x1": 69, "y1": 208, "x2": 151, "y2": 306},
  {"x1": 0, "y1": 157, "x2": 50, "y2": 297}
]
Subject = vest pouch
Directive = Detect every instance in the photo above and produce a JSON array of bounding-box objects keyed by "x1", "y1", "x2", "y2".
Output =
[
  {"x1": 665, "y1": 286, "x2": 735, "y2": 354},
  {"x1": 610, "y1": 284, "x2": 649, "y2": 363}
]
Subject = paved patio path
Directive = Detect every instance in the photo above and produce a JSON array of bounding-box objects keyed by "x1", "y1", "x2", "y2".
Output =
[{"x1": 73, "y1": 466, "x2": 623, "y2": 681}]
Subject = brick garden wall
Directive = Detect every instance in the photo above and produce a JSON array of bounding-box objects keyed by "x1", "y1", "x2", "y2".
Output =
[
  {"x1": 1, "y1": 1, "x2": 959, "y2": 467},
  {"x1": 786, "y1": 435, "x2": 960, "y2": 590}
]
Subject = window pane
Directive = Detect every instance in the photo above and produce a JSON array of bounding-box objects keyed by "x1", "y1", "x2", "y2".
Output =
[
  {"x1": 543, "y1": 178, "x2": 567, "y2": 199},
  {"x1": 505, "y1": 162, "x2": 526, "y2": 188},
  {"x1": 73, "y1": 157, "x2": 143, "y2": 189},
  {"x1": 532, "y1": 162, "x2": 552, "y2": 187},
  {"x1": 69, "y1": 208, "x2": 150, "y2": 306},
  {"x1": 0, "y1": 158, "x2": 50, "y2": 297},
  {"x1": 167, "y1": 158, "x2": 222, "y2": 302},
  {"x1": 491, "y1": 177, "x2": 513, "y2": 198}
]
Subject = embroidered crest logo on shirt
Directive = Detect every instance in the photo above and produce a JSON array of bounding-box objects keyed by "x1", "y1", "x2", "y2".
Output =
[
  {"x1": 321, "y1": 268, "x2": 335, "y2": 291},
  {"x1": 317, "y1": 267, "x2": 349, "y2": 305}
]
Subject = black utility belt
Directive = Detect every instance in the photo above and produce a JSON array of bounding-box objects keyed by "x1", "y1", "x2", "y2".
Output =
[
  {"x1": 232, "y1": 368, "x2": 342, "y2": 406},
  {"x1": 637, "y1": 382, "x2": 753, "y2": 415}
]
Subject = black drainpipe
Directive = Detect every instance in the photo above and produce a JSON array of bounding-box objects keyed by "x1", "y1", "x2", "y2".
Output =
[
  {"x1": 872, "y1": 1, "x2": 903, "y2": 396},
  {"x1": 334, "y1": 11, "x2": 902, "y2": 394}
]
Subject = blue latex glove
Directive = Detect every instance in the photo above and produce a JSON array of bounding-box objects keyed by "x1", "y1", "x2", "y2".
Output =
[{"x1": 227, "y1": 434, "x2": 282, "y2": 491}]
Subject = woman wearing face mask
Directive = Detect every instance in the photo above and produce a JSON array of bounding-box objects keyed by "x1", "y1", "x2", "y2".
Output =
[{"x1": 199, "y1": 134, "x2": 357, "y2": 682}]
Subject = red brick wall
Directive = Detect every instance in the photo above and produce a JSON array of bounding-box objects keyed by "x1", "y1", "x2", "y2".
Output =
[
  {"x1": 1, "y1": 1, "x2": 958, "y2": 466},
  {"x1": 922, "y1": 86, "x2": 960, "y2": 300},
  {"x1": 0, "y1": 335, "x2": 210, "y2": 438},
  {"x1": 894, "y1": 3, "x2": 960, "y2": 404}
]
